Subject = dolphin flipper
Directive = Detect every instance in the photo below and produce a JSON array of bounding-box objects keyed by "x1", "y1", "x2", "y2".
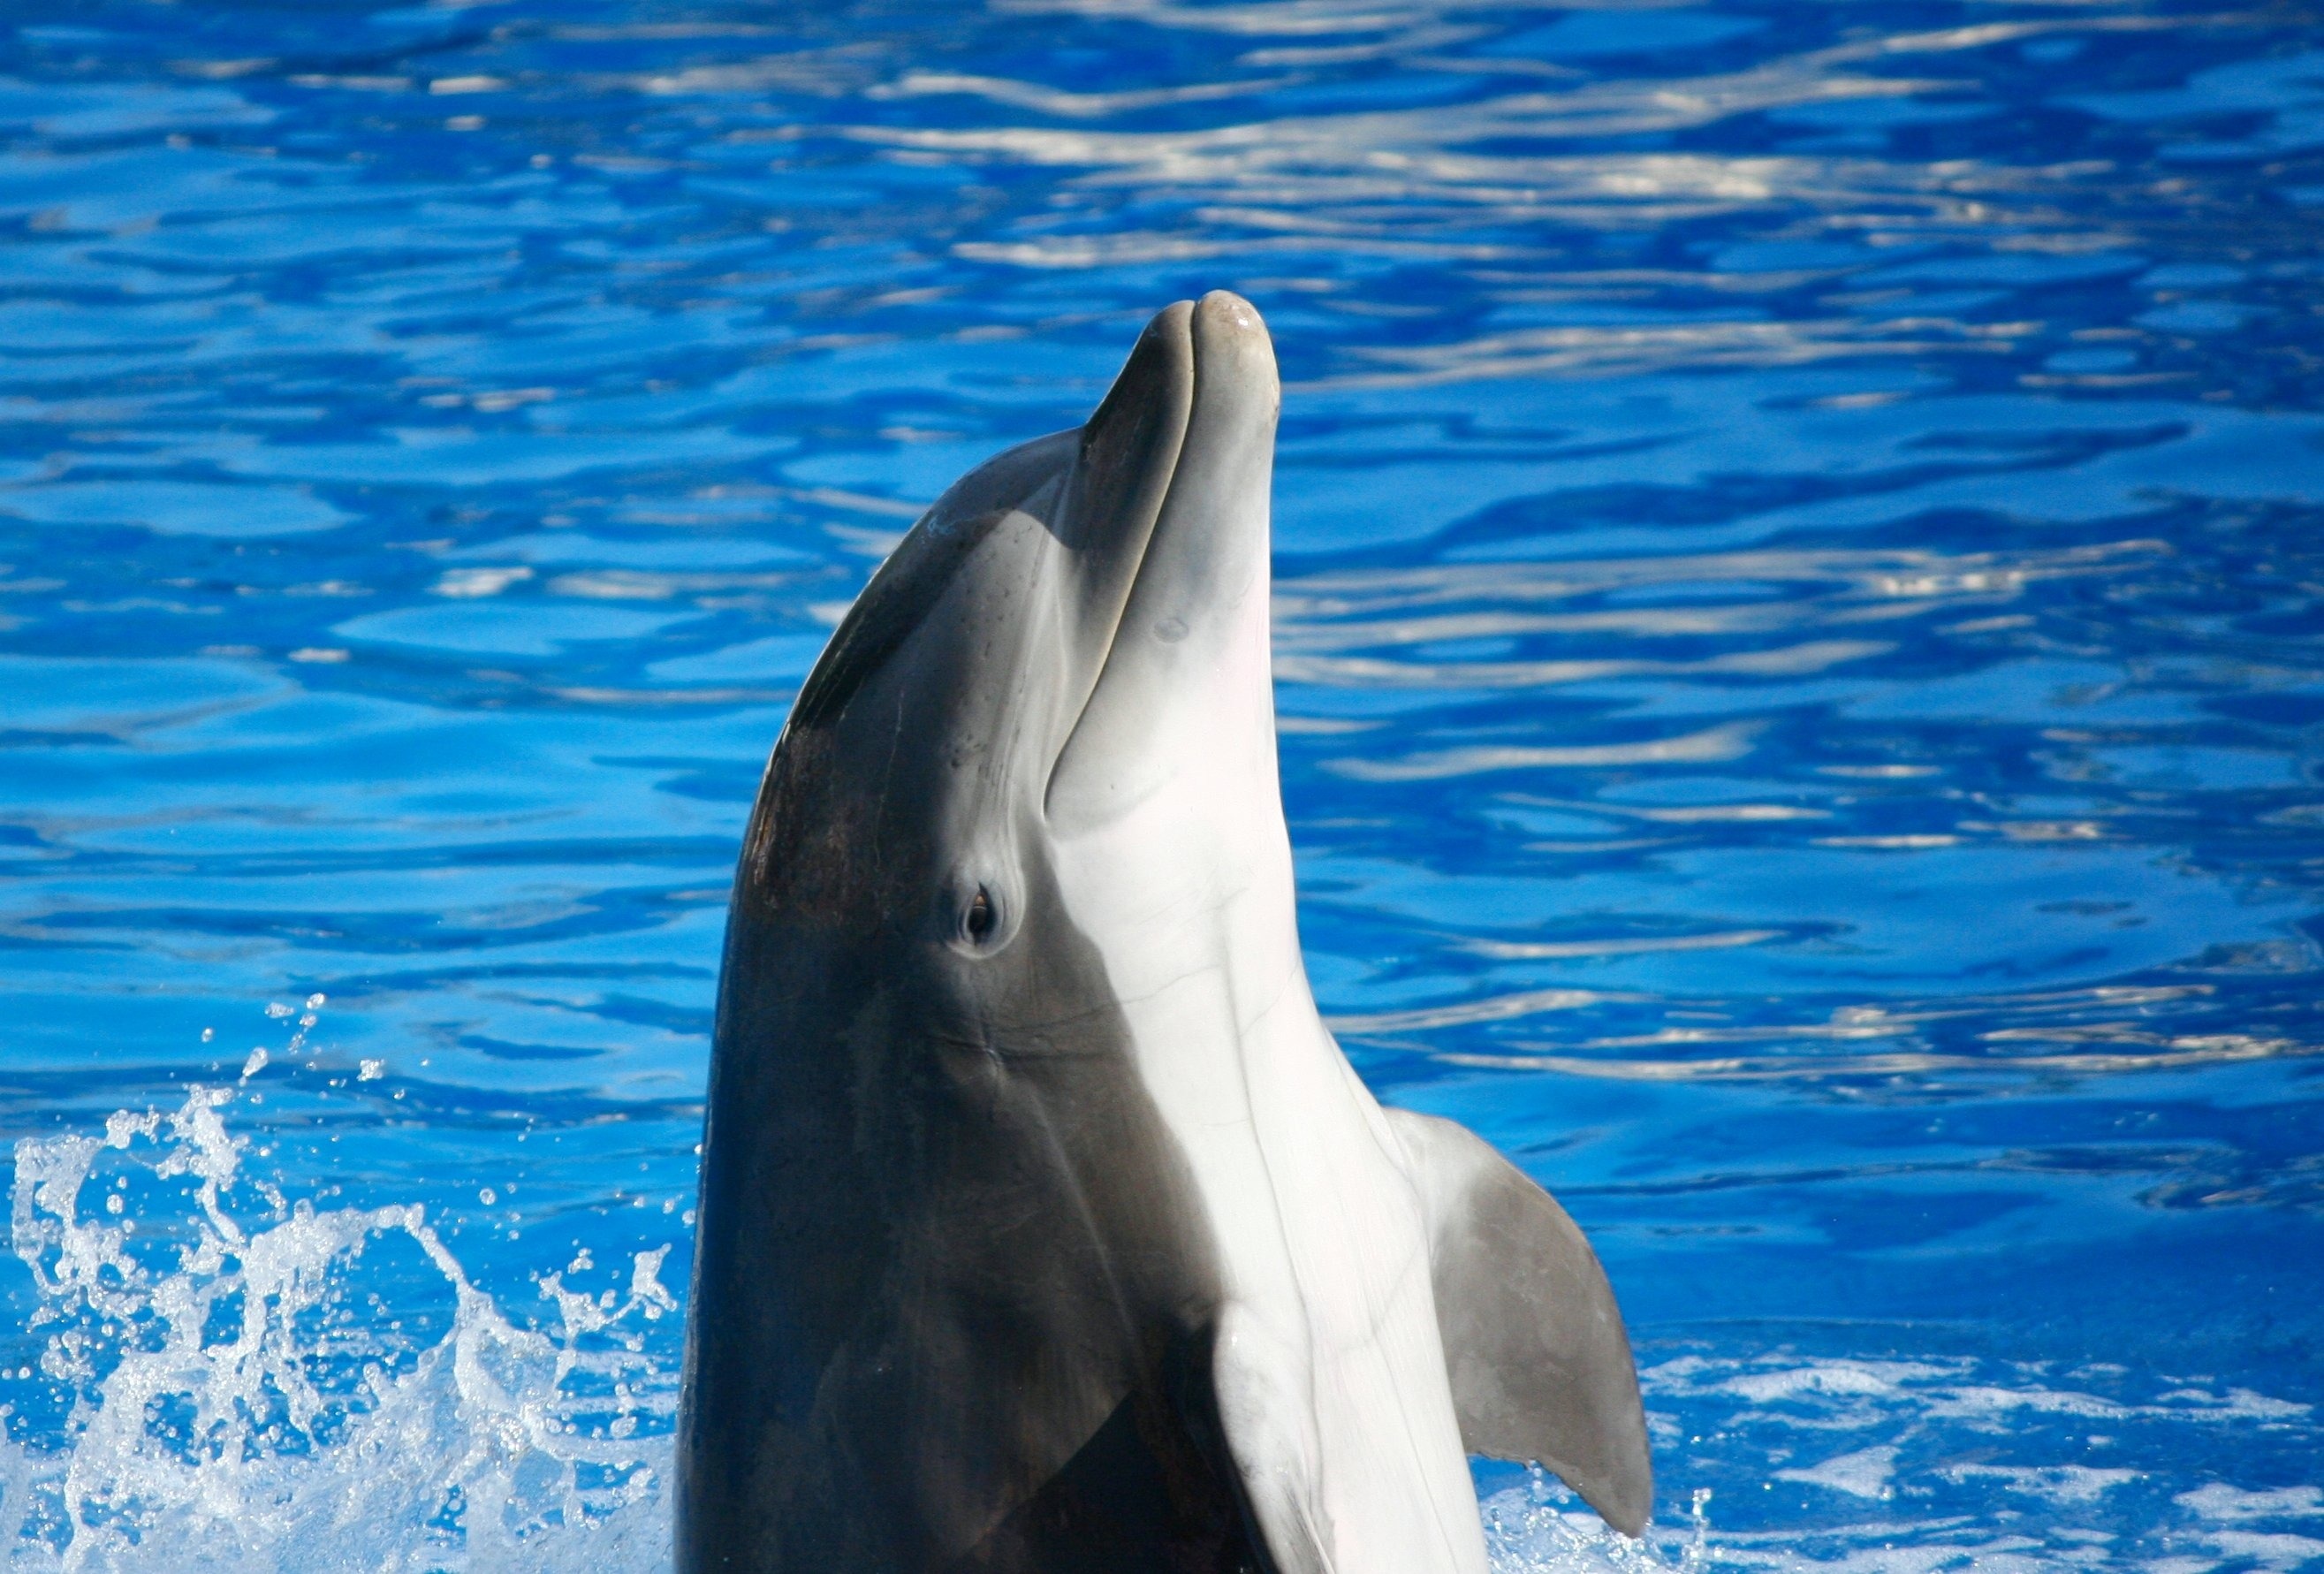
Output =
[{"x1": 1384, "y1": 1109, "x2": 1653, "y2": 1536}]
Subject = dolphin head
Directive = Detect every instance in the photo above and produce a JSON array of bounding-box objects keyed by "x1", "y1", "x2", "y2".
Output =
[
  {"x1": 686, "y1": 290, "x2": 1287, "y2": 1570},
  {"x1": 737, "y1": 288, "x2": 1285, "y2": 1002}
]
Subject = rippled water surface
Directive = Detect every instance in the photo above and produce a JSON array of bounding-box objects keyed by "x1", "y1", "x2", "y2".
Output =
[{"x1": 1, "y1": 0, "x2": 2320, "y2": 1568}]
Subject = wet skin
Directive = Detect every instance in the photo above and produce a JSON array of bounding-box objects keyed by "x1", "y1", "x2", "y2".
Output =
[{"x1": 678, "y1": 293, "x2": 1650, "y2": 1574}]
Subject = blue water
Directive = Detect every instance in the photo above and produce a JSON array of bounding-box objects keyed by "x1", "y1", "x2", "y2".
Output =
[{"x1": 0, "y1": 0, "x2": 2320, "y2": 1569}]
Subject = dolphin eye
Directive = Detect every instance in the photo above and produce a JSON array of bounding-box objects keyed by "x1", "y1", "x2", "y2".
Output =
[
  {"x1": 943, "y1": 875, "x2": 1015, "y2": 954},
  {"x1": 948, "y1": 878, "x2": 1013, "y2": 953}
]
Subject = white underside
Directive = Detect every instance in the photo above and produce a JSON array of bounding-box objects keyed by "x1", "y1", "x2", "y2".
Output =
[{"x1": 1049, "y1": 605, "x2": 1492, "y2": 1574}]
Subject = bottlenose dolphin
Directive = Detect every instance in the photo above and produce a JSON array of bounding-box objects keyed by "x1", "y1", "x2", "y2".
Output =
[{"x1": 679, "y1": 292, "x2": 1651, "y2": 1574}]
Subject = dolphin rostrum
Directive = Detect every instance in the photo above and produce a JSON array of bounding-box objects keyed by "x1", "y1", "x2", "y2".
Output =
[{"x1": 679, "y1": 292, "x2": 1652, "y2": 1574}]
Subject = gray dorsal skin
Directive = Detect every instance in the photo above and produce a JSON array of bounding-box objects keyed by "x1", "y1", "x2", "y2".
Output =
[{"x1": 677, "y1": 293, "x2": 1652, "y2": 1574}]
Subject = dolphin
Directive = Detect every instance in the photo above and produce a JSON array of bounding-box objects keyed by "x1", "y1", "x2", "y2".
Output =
[{"x1": 678, "y1": 291, "x2": 1651, "y2": 1574}]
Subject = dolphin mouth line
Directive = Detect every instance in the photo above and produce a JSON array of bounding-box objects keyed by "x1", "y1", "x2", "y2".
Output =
[
  {"x1": 1045, "y1": 303, "x2": 1204, "y2": 802},
  {"x1": 1091, "y1": 310, "x2": 1199, "y2": 669}
]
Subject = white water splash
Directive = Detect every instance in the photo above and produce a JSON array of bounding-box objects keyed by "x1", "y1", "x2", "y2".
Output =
[
  {"x1": 1484, "y1": 1470, "x2": 1713, "y2": 1574},
  {"x1": 0, "y1": 1073, "x2": 1712, "y2": 1574},
  {"x1": 5, "y1": 1062, "x2": 2312, "y2": 1574},
  {"x1": 2, "y1": 1079, "x2": 676, "y2": 1573}
]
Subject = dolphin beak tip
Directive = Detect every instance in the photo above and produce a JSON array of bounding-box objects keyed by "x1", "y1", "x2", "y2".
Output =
[
  {"x1": 1196, "y1": 288, "x2": 1264, "y2": 332},
  {"x1": 1190, "y1": 290, "x2": 1280, "y2": 411}
]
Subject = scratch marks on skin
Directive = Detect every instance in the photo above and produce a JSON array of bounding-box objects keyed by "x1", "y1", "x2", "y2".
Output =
[{"x1": 881, "y1": 689, "x2": 908, "y2": 844}]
